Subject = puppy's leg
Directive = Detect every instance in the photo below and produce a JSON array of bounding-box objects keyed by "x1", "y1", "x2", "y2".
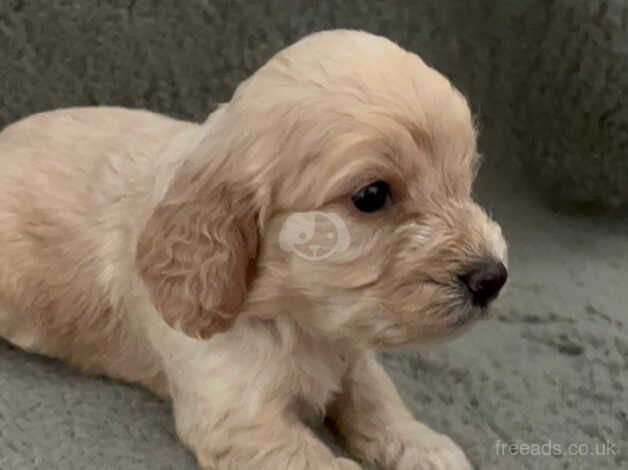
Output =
[
  {"x1": 328, "y1": 353, "x2": 471, "y2": 470},
  {"x1": 174, "y1": 396, "x2": 361, "y2": 470},
  {"x1": 157, "y1": 329, "x2": 362, "y2": 470}
]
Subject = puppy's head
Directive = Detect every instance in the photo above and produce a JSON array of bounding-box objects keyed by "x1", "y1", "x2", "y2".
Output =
[{"x1": 138, "y1": 30, "x2": 507, "y2": 346}]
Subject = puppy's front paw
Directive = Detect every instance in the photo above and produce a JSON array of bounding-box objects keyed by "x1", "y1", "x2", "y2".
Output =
[{"x1": 395, "y1": 429, "x2": 472, "y2": 470}]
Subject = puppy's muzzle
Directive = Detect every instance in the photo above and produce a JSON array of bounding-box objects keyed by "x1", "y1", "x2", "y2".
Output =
[{"x1": 459, "y1": 260, "x2": 508, "y2": 307}]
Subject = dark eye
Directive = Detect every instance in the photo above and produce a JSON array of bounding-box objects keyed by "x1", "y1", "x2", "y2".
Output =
[{"x1": 351, "y1": 181, "x2": 390, "y2": 213}]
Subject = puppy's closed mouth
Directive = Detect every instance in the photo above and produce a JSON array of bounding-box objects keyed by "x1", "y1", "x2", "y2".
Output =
[{"x1": 449, "y1": 305, "x2": 481, "y2": 327}]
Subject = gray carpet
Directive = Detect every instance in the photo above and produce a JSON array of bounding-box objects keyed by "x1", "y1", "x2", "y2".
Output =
[{"x1": 1, "y1": 1, "x2": 627, "y2": 469}]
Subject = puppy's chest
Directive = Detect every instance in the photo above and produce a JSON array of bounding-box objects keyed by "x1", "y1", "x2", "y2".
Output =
[{"x1": 290, "y1": 341, "x2": 354, "y2": 417}]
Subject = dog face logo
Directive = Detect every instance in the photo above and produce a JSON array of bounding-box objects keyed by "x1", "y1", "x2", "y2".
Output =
[{"x1": 279, "y1": 211, "x2": 350, "y2": 261}]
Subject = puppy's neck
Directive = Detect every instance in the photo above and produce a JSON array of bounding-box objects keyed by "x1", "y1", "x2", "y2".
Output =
[{"x1": 241, "y1": 280, "x2": 368, "y2": 358}]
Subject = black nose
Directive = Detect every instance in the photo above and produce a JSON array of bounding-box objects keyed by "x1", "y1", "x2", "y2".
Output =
[{"x1": 460, "y1": 261, "x2": 508, "y2": 307}]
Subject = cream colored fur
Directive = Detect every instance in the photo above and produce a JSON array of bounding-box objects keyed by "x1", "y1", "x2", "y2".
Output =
[{"x1": 0, "y1": 30, "x2": 507, "y2": 469}]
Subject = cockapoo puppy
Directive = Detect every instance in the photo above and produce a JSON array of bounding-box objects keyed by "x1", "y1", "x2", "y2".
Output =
[{"x1": 0, "y1": 30, "x2": 507, "y2": 469}]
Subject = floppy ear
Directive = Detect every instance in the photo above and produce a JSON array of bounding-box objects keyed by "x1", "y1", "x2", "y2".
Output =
[{"x1": 136, "y1": 155, "x2": 258, "y2": 339}]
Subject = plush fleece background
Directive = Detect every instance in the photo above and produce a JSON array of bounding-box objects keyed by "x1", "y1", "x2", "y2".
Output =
[{"x1": 0, "y1": 1, "x2": 626, "y2": 469}]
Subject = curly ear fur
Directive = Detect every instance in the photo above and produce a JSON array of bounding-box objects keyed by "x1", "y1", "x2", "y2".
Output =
[{"x1": 136, "y1": 149, "x2": 258, "y2": 339}]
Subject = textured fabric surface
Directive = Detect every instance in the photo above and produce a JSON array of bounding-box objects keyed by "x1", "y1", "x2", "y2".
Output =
[
  {"x1": 0, "y1": 1, "x2": 626, "y2": 469},
  {"x1": 503, "y1": 0, "x2": 628, "y2": 209}
]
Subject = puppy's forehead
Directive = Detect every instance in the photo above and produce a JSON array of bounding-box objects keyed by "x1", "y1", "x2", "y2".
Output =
[
  {"x1": 294, "y1": 35, "x2": 473, "y2": 177},
  {"x1": 276, "y1": 31, "x2": 476, "y2": 148},
  {"x1": 239, "y1": 30, "x2": 478, "y2": 208}
]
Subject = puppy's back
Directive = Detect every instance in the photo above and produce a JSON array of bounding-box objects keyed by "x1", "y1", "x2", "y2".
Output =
[{"x1": 0, "y1": 107, "x2": 192, "y2": 382}]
